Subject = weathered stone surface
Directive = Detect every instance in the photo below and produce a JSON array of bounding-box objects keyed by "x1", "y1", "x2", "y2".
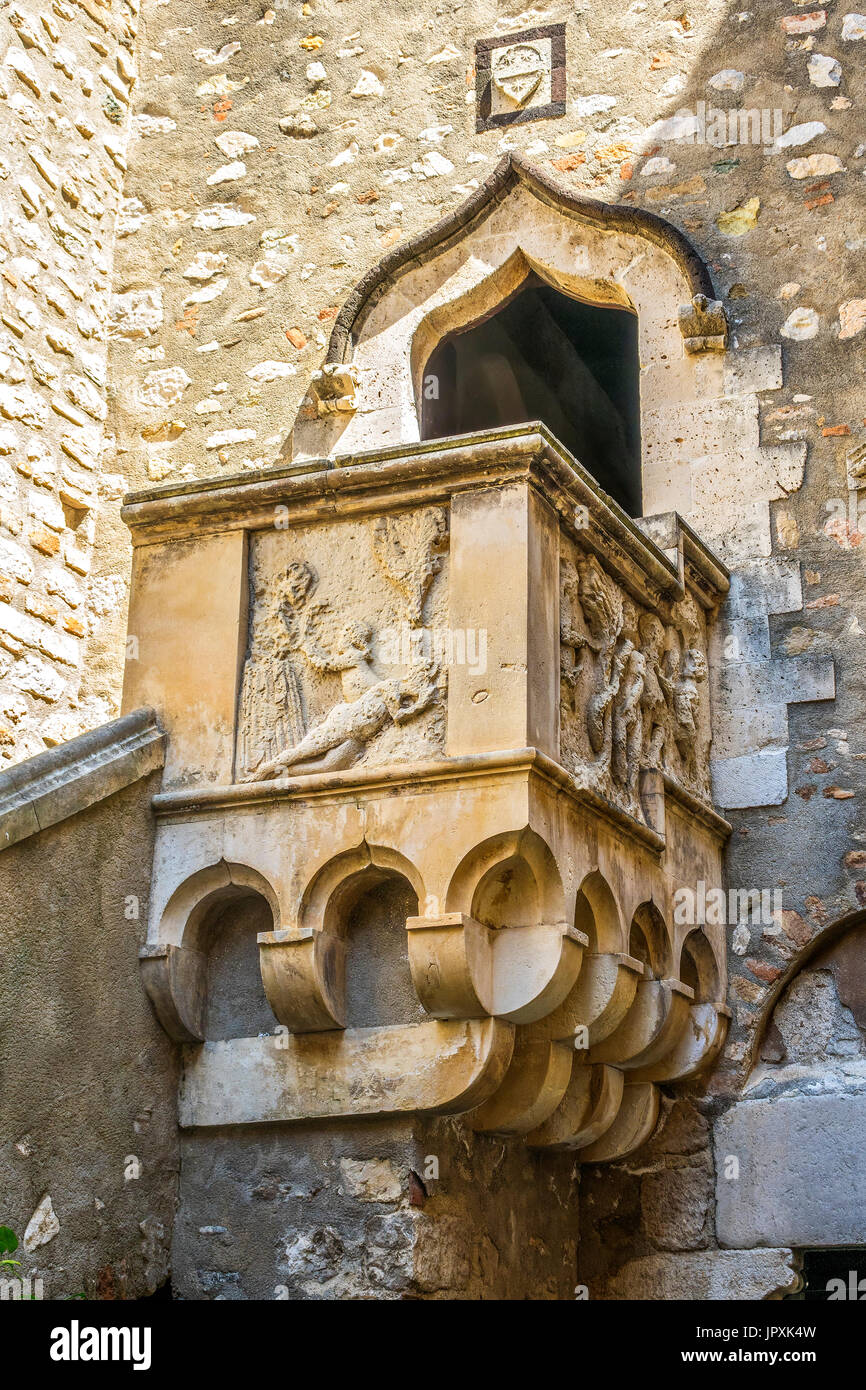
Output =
[
  {"x1": 0, "y1": 760, "x2": 177, "y2": 1299},
  {"x1": 716, "y1": 1095, "x2": 866, "y2": 1249},
  {"x1": 1, "y1": 0, "x2": 865, "y2": 1305},
  {"x1": 0, "y1": 707, "x2": 165, "y2": 850},
  {"x1": 339, "y1": 1158, "x2": 403, "y2": 1203},
  {"x1": 641, "y1": 1166, "x2": 712, "y2": 1251},
  {"x1": 592, "y1": 1248, "x2": 800, "y2": 1300},
  {"x1": 22, "y1": 1194, "x2": 60, "y2": 1252}
]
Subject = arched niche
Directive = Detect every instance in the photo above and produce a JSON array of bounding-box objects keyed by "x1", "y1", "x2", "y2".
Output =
[
  {"x1": 157, "y1": 859, "x2": 282, "y2": 948},
  {"x1": 420, "y1": 268, "x2": 641, "y2": 514},
  {"x1": 296, "y1": 843, "x2": 425, "y2": 1029},
  {"x1": 755, "y1": 914, "x2": 866, "y2": 1071},
  {"x1": 574, "y1": 869, "x2": 624, "y2": 955},
  {"x1": 629, "y1": 901, "x2": 673, "y2": 980},
  {"x1": 679, "y1": 927, "x2": 722, "y2": 1003},
  {"x1": 444, "y1": 827, "x2": 566, "y2": 928},
  {"x1": 141, "y1": 860, "x2": 282, "y2": 1043},
  {"x1": 338, "y1": 867, "x2": 422, "y2": 1028},
  {"x1": 289, "y1": 152, "x2": 723, "y2": 525},
  {"x1": 195, "y1": 887, "x2": 278, "y2": 1041}
]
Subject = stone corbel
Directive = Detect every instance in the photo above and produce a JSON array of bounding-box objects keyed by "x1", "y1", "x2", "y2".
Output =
[
  {"x1": 308, "y1": 362, "x2": 359, "y2": 417},
  {"x1": 139, "y1": 942, "x2": 206, "y2": 1043},
  {"x1": 588, "y1": 976, "x2": 694, "y2": 1070},
  {"x1": 525, "y1": 1061, "x2": 624, "y2": 1151},
  {"x1": 468, "y1": 1026, "x2": 575, "y2": 1136},
  {"x1": 629, "y1": 1001, "x2": 731, "y2": 1084},
  {"x1": 257, "y1": 926, "x2": 346, "y2": 1032},
  {"x1": 406, "y1": 913, "x2": 587, "y2": 1024},
  {"x1": 574, "y1": 1081, "x2": 661, "y2": 1164},
  {"x1": 678, "y1": 294, "x2": 728, "y2": 354},
  {"x1": 537, "y1": 951, "x2": 645, "y2": 1048}
]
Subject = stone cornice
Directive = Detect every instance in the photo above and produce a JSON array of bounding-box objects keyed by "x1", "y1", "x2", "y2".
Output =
[
  {"x1": 149, "y1": 745, "x2": 730, "y2": 849},
  {"x1": 122, "y1": 424, "x2": 728, "y2": 611}
]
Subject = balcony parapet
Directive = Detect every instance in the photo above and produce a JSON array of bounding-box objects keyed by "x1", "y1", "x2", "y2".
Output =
[{"x1": 126, "y1": 426, "x2": 731, "y2": 1162}]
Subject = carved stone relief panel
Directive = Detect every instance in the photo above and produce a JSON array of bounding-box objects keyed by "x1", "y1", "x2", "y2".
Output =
[
  {"x1": 559, "y1": 536, "x2": 712, "y2": 821},
  {"x1": 237, "y1": 507, "x2": 449, "y2": 781}
]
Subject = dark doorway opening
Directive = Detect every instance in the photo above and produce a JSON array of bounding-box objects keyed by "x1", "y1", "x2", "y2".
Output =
[
  {"x1": 420, "y1": 273, "x2": 642, "y2": 516},
  {"x1": 788, "y1": 1248, "x2": 866, "y2": 1300}
]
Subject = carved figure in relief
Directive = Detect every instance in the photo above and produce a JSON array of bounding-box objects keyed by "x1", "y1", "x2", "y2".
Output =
[
  {"x1": 251, "y1": 652, "x2": 440, "y2": 778},
  {"x1": 610, "y1": 607, "x2": 645, "y2": 795},
  {"x1": 671, "y1": 644, "x2": 708, "y2": 779},
  {"x1": 237, "y1": 560, "x2": 317, "y2": 778},
  {"x1": 559, "y1": 550, "x2": 713, "y2": 809},
  {"x1": 575, "y1": 554, "x2": 624, "y2": 755},
  {"x1": 638, "y1": 612, "x2": 673, "y2": 768},
  {"x1": 372, "y1": 507, "x2": 449, "y2": 627},
  {"x1": 247, "y1": 587, "x2": 443, "y2": 780},
  {"x1": 559, "y1": 561, "x2": 584, "y2": 698},
  {"x1": 240, "y1": 511, "x2": 452, "y2": 781}
]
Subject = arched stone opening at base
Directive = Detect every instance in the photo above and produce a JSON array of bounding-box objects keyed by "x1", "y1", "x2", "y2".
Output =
[
  {"x1": 194, "y1": 886, "x2": 277, "y2": 1042},
  {"x1": 575, "y1": 870, "x2": 624, "y2": 955},
  {"x1": 328, "y1": 866, "x2": 422, "y2": 1029},
  {"x1": 140, "y1": 861, "x2": 282, "y2": 1043},
  {"x1": 444, "y1": 828, "x2": 566, "y2": 929},
  {"x1": 629, "y1": 902, "x2": 673, "y2": 981},
  {"x1": 678, "y1": 927, "x2": 721, "y2": 1003}
]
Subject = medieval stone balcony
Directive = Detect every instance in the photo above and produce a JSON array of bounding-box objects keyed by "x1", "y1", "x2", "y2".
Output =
[{"x1": 124, "y1": 421, "x2": 731, "y2": 1162}]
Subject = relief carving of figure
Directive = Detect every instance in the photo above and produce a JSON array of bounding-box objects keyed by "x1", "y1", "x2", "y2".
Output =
[
  {"x1": 671, "y1": 643, "x2": 708, "y2": 781},
  {"x1": 372, "y1": 506, "x2": 449, "y2": 627},
  {"x1": 238, "y1": 508, "x2": 451, "y2": 783},
  {"x1": 559, "y1": 550, "x2": 713, "y2": 814},
  {"x1": 237, "y1": 560, "x2": 317, "y2": 778},
  {"x1": 250, "y1": 611, "x2": 439, "y2": 779},
  {"x1": 610, "y1": 605, "x2": 645, "y2": 796},
  {"x1": 562, "y1": 553, "x2": 624, "y2": 756},
  {"x1": 637, "y1": 612, "x2": 673, "y2": 769}
]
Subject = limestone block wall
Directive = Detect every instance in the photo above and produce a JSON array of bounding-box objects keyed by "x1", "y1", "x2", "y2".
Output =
[
  {"x1": 108, "y1": 0, "x2": 865, "y2": 1021},
  {"x1": 98, "y1": 0, "x2": 865, "y2": 858},
  {"x1": 0, "y1": 0, "x2": 141, "y2": 765}
]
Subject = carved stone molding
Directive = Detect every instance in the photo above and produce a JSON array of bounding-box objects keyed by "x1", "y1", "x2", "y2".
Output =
[
  {"x1": 308, "y1": 362, "x2": 359, "y2": 416},
  {"x1": 678, "y1": 294, "x2": 729, "y2": 354},
  {"x1": 179, "y1": 1018, "x2": 516, "y2": 1128}
]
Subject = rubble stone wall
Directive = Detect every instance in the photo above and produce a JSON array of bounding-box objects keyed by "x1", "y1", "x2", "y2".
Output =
[{"x1": 0, "y1": 0, "x2": 142, "y2": 764}]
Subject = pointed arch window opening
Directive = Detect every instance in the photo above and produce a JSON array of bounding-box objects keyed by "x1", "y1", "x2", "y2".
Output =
[{"x1": 420, "y1": 271, "x2": 642, "y2": 518}]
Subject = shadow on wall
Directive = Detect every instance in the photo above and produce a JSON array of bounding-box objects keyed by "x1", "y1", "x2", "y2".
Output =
[{"x1": 420, "y1": 273, "x2": 642, "y2": 515}]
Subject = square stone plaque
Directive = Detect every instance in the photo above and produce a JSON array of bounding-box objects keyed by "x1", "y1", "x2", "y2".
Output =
[{"x1": 475, "y1": 23, "x2": 566, "y2": 132}]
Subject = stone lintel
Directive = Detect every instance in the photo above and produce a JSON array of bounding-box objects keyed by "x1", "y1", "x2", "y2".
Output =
[{"x1": 716, "y1": 1093, "x2": 866, "y2": 1250}]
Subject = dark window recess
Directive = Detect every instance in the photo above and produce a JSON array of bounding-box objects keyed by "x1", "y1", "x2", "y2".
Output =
[
  {"x1": 421, "y1": 274, "x2": 642, "y2": 516},
  {"x1": 787, "y1": 1249, "x2": 866, "y2": 1300}
]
